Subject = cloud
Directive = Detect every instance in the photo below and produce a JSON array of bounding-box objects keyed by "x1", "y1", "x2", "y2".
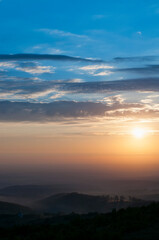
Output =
[
  {"x1": 32, "y1": 45, "x2": 65, "y2": 54},
  {"x1": 16, "y1": 65, "x2": 55, "y2": 74},
  {"x1": 94, "y1": 71, "x2": 112, "y2": 76},
  {"x1": 103, "y1": 95, "x2": 124, "y2": 105},
  {"x1": 60, "y1": 78, "x2": 159, "y2": 93},
  {"x1": 79, "y1": 64, "x2": 113, "y2": 76},
  {"x1": 0, "y1": 61, "x2": 56, "y2": 74},
  {"x1": 23, "y1": 89, "x2": 63, "y2": 100},
  {"x1": 38, "y1": 29, "x2": 88, "y2": 39},
  {"x1": 115, "y1": 65, "x2": 159, "y2": 75},
  {"x1": 66, "y1": 79, "x2": 83, "y2": 83},
  {"x1": 0, "y1": 62, "x2": 16, "y2": 68},
  {"x1": 0, "y1": 89, "x2": 64, "y2": 101},
  {"x1": 79, "y1": 65, "x2": 113, "y2": 70},
  {"x1": 1, "y1": 78, "x2": 159, "y2": 100},
  {"x1": 114, "y1": 56, "x2": 159, "y2": 62},
  {"x1": 0, "y1": 100, "x2": 145, "y2": 122},
  {"x1": 0, "y1": 90, "x2": 21, "y2": 100},
  {"x1": 0, "y1": 54, "x2": 103, "y2": 63},
  {"x1": 141, "y1": 99, "x2": 153, "y2": 104},
  {"x1": 136, "y1": 31, "x2": 142, "y2": 36}
]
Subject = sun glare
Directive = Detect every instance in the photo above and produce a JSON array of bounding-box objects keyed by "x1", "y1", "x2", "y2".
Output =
[{"x1": 132, "y1": 128, "x2": 146, "y2": 139}]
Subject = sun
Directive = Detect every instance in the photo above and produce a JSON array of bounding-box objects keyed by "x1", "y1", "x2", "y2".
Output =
[{"x1": 132, "y1": 127, "x2": 146, "y2": 139}]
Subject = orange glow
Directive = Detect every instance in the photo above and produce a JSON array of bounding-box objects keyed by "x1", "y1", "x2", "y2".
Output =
[{"x1": 0, "y1": 121, "x2": 159, "y2": 178}]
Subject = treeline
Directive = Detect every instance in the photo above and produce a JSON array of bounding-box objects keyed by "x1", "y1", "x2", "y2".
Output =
[
  {"x1": 0, "y1": 202, "x2": 159, "y2": 239},
  {"x1": 35, "y1": 193, "x2": 150, "y2": 214}
]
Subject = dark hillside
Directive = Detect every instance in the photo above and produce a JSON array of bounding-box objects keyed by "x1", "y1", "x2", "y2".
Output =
[{"x1": 0, "y1": 202, "x2": 159, "y2": 239}]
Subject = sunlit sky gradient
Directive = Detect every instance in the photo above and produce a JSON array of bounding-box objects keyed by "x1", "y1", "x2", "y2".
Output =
[{"x1": 1, "y1": 0, "x2": 159, "y2": 183}]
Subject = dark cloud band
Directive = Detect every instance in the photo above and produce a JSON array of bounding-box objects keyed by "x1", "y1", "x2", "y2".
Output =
[
  {"x1": 0, "y1": 54, "x2": 103, "y2": 63},
  {"x1": 115, "y1": 65, "x2": 159, "y2": 75},
  {"x1": 114, "y1": 56, "x2": 159, "y2": 62},
  {"x1": 0, "y1": 100, "x2": 144, "y2": 122},
  {"x1": 1, "y1": 78, "x2": 159, "y2": 95}
]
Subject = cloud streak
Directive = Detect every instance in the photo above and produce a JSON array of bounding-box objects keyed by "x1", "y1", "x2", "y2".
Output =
[
  {"x1": 0, "y1": 54, "x2": 103, "y2": 63},
  {"x1": 60, "y1": 78, "x2": 159, "y2": 93},
  {"x1": 1, "y1": 78, "x2": 159, "y2": 98},
  {"x1": 114, "y1": 56, "x2": 159, "y2": 62},
  {"x1": 38, "y1": 29, "x2": 88, "y2": 39},
  {"x1": 115, "y1": 65, "x2": 159, "y2": 75}
]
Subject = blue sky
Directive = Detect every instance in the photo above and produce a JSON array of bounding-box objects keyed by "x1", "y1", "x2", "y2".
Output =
[
  {"x1": 1, "y1": 0, "x2": 159, "y2": 57},
  {"x1": 1, "y1": 0, "x2": 159, "y2": 122}
]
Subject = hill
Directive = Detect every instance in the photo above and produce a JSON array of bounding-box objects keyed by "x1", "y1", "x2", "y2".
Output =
[
  {"x1": 0, "y1": 185, "x2": 68, "y2": 199},
  {"x1": 0, "y1": 202, "x2": 159, "y2": 239},
  {"x1": 0, "y1": 200, "x2": 32, "y2": 214},
  {"x1": 35, "y1": 192, "x2": 149, "y2": 214}
]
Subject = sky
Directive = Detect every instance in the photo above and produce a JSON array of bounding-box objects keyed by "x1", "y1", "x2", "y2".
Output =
[{"x1": 1, "y1": 0, "x2": 159, "y2": 185}]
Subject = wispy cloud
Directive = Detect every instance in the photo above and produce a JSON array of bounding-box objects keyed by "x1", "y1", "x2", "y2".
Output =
[
  {"x1": 0, "y1": 62, "x2": 16, "y2": 68},
  {"x1": 137, "y1": 31, "x2": 142, "y2": 36},
  {"x1": 103, "y1": 95, "x2": 125, "y2": 105},
  {"x1": 38, "y1": 29, "x2": 88, "y2": 39},
  {"x1": 16, "y1": 65, "x2": 55, "y2": 74},
  {"x1": 0, "y1": 61, "x2": 56, "y2": 74},
  {"x1": 32, "y1": 45, "x2": 65, "y2": 54},
  {"x1": 79, "y1": 65, "x2": 113, "y2": 70},
  {"x1": 93, "y1": 71, "x2": 112, "y2": 76},
  {"x1": 79, "y1": 64, "x2": 113, "y2": 76}
]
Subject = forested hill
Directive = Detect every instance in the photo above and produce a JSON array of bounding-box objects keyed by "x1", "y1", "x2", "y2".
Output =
[
  {"x1": 1, "y1": 202, "x2": 159, "y2": 239},
  {"x1": 35, "y1": 192, "x2": 150, "y2": 214}
]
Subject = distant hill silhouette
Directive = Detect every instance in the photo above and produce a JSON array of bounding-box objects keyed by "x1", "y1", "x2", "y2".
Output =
[
  {"x1": 0, "y1": 185, "x2": 70, "y2": 200},
  {"x1": 35, "y1": 192, "x2": 149, "y2": 214},
  {"x1": 0, "y1": 201, "x2": 32, "y2": 214}
]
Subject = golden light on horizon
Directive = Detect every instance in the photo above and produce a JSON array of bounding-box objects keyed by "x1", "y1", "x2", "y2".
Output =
[{"x1": 132, "y1": 127, "x2": 146, "y2": 139}]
